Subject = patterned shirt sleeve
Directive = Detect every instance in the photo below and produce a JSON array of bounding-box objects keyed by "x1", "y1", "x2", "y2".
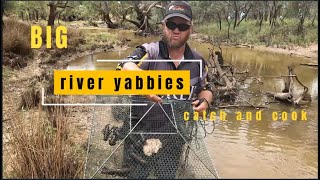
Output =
[
  {"x1": 116, "y1": 45, "x2": 150, "y2": 70},
  {"x1": 200, "y1": 58, "x2": 209, "y2": 88},
  {"x1": 198, "y1": 58, "x2": 216, "y2": 96}
]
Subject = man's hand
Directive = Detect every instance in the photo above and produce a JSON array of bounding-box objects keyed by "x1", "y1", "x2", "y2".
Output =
[
  {"x1": 122, "y1": 63, "x2": 162, "y2": 103},
  {"x1": 122, "y1": 63, "x2": 163, "y2": 103},
  {"x1": 193, "y1": 89, "x2": 213, "y2": 114},
  {"x1": 145, "y1": 94, "x2": 162, "y2": 103},
  {"x1": 192, "y1": 99, "x2": 209, "y2": 113}
]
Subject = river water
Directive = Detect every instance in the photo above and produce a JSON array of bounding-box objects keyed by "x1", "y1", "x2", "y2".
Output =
[{"x1": 68, "y1": 29, "x2": 318, "y2": 178}]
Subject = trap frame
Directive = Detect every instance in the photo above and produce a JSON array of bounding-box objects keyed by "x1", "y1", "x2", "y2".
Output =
[{"x1": 84, "y1": 95, "x2": 219, "y2": 179}]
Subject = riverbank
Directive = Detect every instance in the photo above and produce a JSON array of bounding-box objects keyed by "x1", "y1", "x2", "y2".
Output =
[
  {"x1": 191, "y1": 32, "x2": 318, "y2": 61},
  {"x1": 254, "y1": 43, "x2": 318, "y2": 60},
  {"x1": 195, "y1": 18, "x2": 317, "y2": 53}
]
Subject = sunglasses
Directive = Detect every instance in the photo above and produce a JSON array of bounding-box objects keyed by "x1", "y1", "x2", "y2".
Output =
[{"x1": 165, "y1": 21, "x2": 191, "y2": 31}]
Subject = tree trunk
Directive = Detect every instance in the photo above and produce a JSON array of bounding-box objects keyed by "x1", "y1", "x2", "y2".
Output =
[
  {"x1": 204, "y1": 11, "x2": 209, "y2": 22},
  {"x1": 40, "y1": 12, "x2": 46, "y2": 21},
  {"x1": 105, "y1": 13, "x2": 115, "y2": 28},
  {"x1": 35, "y1": 10, "x2": 39, "y2": 21},
  {"x1": 297, "y1": 3, "x2": 311, "y2": 35},
  {"x1": 128, "y1": 1, "x2": 163, "y2": 33},
  {"x1": 259, "y1": 12, "x2": 263, "y2": 32},
  {"x1": 268, "y1": 2, "x2": 272, "y2": 24},
  {"x1": 126, "y1": 19, "x2": 141, "y2": 28},
  {"x1": 28, "y1": 11, "x2": 32, "y2": 21},
  {"x1": 20, "y1": 11, "x2": 24, "y2": 20},
  {"x1": 270, "y1": 2, "x2": 280, "y2": 28},
  {"x1": 263, "y1": 10, "x2": 267, "y2": 21},
  {"x1": 32, "y1": 11, "x2": 35, "y2": 21},
  {"x1": 218, "y1": 13, "x2": 222, "y2": 31},
  {"x1": 58, "y1": 11, "x2": 61, "y2": 24},
  {"x1": 227, "y1": 21, "x2": 231, "y2": 39},
  {"x1": 102, "y1": 2, "x2": 117, "y2": 29},
  {"x1": 311, "y1": 14, "x2": 316, "y2": 26},
  {"x1": 122, "y1": 2, "x2": 146, "y2": 30},
  {"x1": 237, "y1": 3, "x2": 252, "y2": 26},
  {"x1": 233, "y1": 1, "x2": 238, "y2": 30},
  {"x1": 133, "y1": 2, "x2": 145, "y2": 30},
  {"x1": 214, "y1": 54, "x2": 232, "y2": 88},
  {"x1": 48, "y1": 1, "x2": 56, "y2": 26},
  {"x1": 297, "y1": 16, "x2": 305, "y2": 35}
]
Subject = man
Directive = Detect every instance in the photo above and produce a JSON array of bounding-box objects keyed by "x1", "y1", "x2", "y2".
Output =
[{"x1": 115, "y1": 1, "x2": 214, "y2": 178}]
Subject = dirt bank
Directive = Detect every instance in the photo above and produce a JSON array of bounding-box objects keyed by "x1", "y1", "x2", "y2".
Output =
[
  {"x1": 191, "y1": 33, "x2": 318, "y2": 61},
  {"x1": 254, "y1": 43, "x2": 318, "y2": 60}
]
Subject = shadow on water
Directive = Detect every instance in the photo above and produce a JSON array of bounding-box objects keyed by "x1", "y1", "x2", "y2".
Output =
[{"x1": 68, "y1": 29, "x2": 318, "y2": 178}]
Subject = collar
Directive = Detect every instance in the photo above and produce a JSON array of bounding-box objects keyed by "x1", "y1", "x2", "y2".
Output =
[
  {"x1": 169, "y1": 55, "x2": 184, "y2": 66},
  {"x1": 159, "y1": 39, "x2": 195, "y2": 60}
]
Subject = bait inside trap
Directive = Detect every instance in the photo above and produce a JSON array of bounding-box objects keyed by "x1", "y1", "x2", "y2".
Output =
[{"x1": 84, "y1": 95, "x2": 219, "y2": 179}]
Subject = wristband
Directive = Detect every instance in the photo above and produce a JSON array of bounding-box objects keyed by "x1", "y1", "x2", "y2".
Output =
[
  {"x1": 194, "y1": 98, "x2": 210, "y2": 108},
  {"x1": 202, "y1": 84, "x2": 214, "y2": 97}
]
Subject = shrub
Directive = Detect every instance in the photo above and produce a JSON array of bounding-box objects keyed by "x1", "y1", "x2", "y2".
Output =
[
  {"x1": 196, "y1": 18, "x2": 318, "y2": 47},
  {"x1": 3, "y1": 18, "x2": 33, "y2": 57},
  {"x1": 7, "y1": 107, "x2": 84, "y2": 178}
]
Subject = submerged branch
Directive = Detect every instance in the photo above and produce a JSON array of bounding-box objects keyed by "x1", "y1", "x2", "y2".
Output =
[{"x1": 218, "y1": 105, "x2": 268, "y2": 109}]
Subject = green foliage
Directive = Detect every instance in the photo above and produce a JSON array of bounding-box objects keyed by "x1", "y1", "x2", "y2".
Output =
[
  {"x1": 196, "y1": 17, "x2": 317, "y2": 46},
  {"x1": 4, "y1": 1, "x2": 47, "y2": 20},
  {"x1": 83, "y1": 30, "x2": 118, "y2": 47},
  {"x1": 3, "y1": 1, "x2": 318, "y2": 47}
]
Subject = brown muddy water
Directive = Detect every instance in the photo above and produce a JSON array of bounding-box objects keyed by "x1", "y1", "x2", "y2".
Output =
[{"x1": 68, "y1": 29, "x2": 318, "y2": 178}]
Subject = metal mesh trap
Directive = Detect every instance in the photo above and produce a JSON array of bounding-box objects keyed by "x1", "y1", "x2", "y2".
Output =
[
  {"x1": 84, "y1": 95, "x2": 219, "y2": 179},
  {"x1": 130, "y1": 99, "x2": 178, "y2": 134}
]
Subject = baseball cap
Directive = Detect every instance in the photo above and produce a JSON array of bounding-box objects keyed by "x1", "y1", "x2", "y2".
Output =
[{"x1": 162, "y1": 1, "x2": 192, "y2": 22}]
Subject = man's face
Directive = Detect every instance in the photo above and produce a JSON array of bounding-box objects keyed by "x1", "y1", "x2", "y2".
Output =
[{"x1": 162, "y1": 17, "x2": 192, "y2": 49}]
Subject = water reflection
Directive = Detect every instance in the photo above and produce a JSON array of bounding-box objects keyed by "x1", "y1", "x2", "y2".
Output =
[
  {"x1": 311, "y1": 77, "x2": 318, "y2": 99},
  {"x1": 67, "y1": 54, "x2": 96, "y2": 70}
]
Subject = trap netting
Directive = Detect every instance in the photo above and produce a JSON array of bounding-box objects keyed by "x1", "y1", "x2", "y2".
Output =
[{"x1": 84, "y1": 95, "x2": 219, "y2": 179}]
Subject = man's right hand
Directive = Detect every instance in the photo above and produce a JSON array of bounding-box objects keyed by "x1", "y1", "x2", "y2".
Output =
[
  {"x1": 145, "y1": 94, "x2": 162, "y2": 103},
  {"x1": 122, "y1": 63, "x2": 162, "y2": 103}
]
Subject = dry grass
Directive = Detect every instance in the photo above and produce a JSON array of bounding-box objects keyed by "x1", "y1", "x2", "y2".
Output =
[
  {"x1": 18, "y1": 71, "x2": 62, "y2": 111},
  {"x1": 42, "y1": 96, "x2": 67, "y2": 128},
  {"x1": 18, "y1": 86, "x2": 41, "y2": 110},
  {"x1": 41, "y1": 26, "x2": 85, "y2": 61},
  {"x1": 6, "y1": 106, "x2": 85, "y2": 178},
  {"x1": 67, "y1": 28, "x2": 85, "y2": 51},
  {"x1": 3, "y1": 18, "x2": 33, "y2": 57},
  {"x1": 18, "y1": 71, "x2": 54, "y2": 110},
  {"x1": 3, "y1": 18, "x2": 86, "y2": 67},
  {"x1": 3, "y1": 19, "x2": 34, "y2": 69}
]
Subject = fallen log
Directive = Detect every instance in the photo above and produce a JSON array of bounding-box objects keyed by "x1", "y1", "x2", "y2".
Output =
[
  {"x1": 265, "y1": 91, "x2": 293, "y2": 102},
  {"x1": 282, "y1": 66, "x2": 293, "y2": 93},
  {"x1": 300, "y1": 63, "x2": 318, "y2": 67},
  {"x1": 213, "y1": 54, "x2": 233, "y2": 89},
  {"x1": 217, "y1": 86, "x2": 237, "y2": 92},
  {"x1": 294, "y1": 87, "x2": 310, "y2": 105},
  {"x1": 265, "y1": 66, "x2": 311, "y2": 106},
  {"x1": 218, "y1": 105, "x2": 268, "y2": 109}
]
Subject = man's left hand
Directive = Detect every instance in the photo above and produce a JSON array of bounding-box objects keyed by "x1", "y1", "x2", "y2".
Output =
[{"x1": 192, "y1": 99, "x2": 208, "y2": 114}]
